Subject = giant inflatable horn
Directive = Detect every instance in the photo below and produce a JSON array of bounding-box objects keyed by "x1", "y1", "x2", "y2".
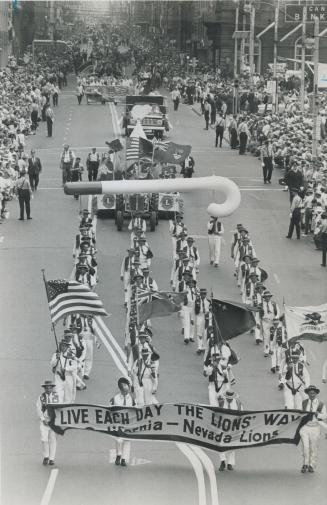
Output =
[{"x1": 64, "y1": 175, "x2": 241, "y2": 217}]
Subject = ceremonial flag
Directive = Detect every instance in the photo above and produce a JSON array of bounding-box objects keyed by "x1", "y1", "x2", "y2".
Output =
[
  {"x1": 153, "y1": 142, "x2": 192, "y2": 164},
  {"x1": 48, "y1": 403, "x2": 310, "y2": 453},
  {"x1": 211, "y1": 299, "x2": 256, "y2": 340},
  {"x1": 126, "y1": 136, "x2": 153, "y2": 167},
  {"x1": 45, "y1": 280, "x2": 108, "y2": 324},
  {"x1": 105, "y1": 139, "x2": 123, "y2": 152},
  {"x1": 284, "y1": 303, "x2": 327, "y2": 343},
  {"x1": 138, "y1": 290, "x2": 183, "y2": 323}
]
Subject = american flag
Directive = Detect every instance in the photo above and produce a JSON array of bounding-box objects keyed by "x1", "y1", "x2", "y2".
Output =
[
  {"x1": 45, "y1": 280, "x2": 108, "y2": 324},
  {"x1": 126, "y1": 137, "x2": 153, "y2": 163}
]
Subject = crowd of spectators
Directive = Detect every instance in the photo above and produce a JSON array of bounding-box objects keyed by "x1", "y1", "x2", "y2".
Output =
[{"x1": 0, "y1": 49, "x2": 72, "y2": 223}]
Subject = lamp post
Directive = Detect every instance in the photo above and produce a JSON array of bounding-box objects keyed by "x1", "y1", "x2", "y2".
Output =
[
  {"x1": 300, "y1": 6, "x2": 307, "y2": 112},
  {"x1": 273, "y1": 0, "x2": 279, "y2": 113},
  {"x1": 234, "y1": 2, "x2": 239, "y2": 77}
]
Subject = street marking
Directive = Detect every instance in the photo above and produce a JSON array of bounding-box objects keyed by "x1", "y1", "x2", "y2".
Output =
[
  {"x1": 176, "y1": 443, "x2": 207, "y2": 505},
  {"x1": 95, "y1": 316, "x2": 127, "y2": 364},
  {"x1": 273, "y1": 273, "x2": 280, "y2": 285},
  {"x1": 191, "y1": 446, "x2": 219, "y2": 505},
  {"x1": 40, "y1": 469, "x2": 59, "y2": 505},
  {"x1": 93, "y1": 319, "x2": 128, "y2": 376},
  {"x1": 0, "y1": 236, "x2": 4, "y2": 243}
]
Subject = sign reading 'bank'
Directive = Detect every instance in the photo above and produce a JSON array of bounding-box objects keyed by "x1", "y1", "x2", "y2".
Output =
[
  {"x1": 48, "y1": 403, "x2": 311, "y2": 452},
  {"x1": 285, "y1": 4, "x2": 327, "y2": 23}
]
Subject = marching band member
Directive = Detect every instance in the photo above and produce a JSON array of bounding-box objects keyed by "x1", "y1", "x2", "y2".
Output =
[
  {"x1": 36, "y1": 380, "x2": 59, "y2": 466},
  {"x1": 169, "y1": 213, "x2": 185, "y2": 252},
  {"x1": 181, "y1": 274, "x2": 196, "y2": 344},
  {"x1": 131, "y1": 347, "x2": 158, "y2": 406},
  {"x1": 239, "y1": 254, "x2": 252, "y2": 296},
  {"x1": 128, "y1": 211, "x2": 147, "y2": 233},
  {"x1": 120, "y1": 249, "x2": 135, "y2": 306},
  {"x1": 141, "y1": 267, "x2": 158, "y2": 291}
]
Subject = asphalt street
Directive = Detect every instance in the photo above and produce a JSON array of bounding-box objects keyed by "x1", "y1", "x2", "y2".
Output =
[{"x1": 0, "y1": 80, "x2": 326, "y2": 505}]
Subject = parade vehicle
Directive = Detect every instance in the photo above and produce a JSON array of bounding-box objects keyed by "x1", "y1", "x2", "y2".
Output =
[
  {"x1": 125, "y1": 95, "x2": 168, "y2": 139},
  {"x1": 96, "y1": 162, "x2": 183, "y2": 230}
]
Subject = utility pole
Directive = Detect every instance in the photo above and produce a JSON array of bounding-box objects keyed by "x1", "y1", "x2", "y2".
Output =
[
  {"x1": 234, "y1": 2, "x2": 239, "y2": 78},
  {"x1": 249, "y1": 2, "x2": 255, "y2": 88},
  {"x1": 300, "y1": 6, "x2": 306, "y2": 112},
  {"x1": 273, "y1": 0, "x2": 279, "y2": 113},
  {"x1": 312, "y1": 16, "x2": 320, "y2": 158}
]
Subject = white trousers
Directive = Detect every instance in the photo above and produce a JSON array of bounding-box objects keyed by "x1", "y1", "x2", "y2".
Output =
[
  {"x1": 219, "y1": 451, "x2": 235, "y2": 466},
  {"x1": 195, "y1": 313, "x2": 206, "y2": 349},
  {"x1": 270, "y1": 345, "x2": 283, "y2": 369},
  {"x1": 134, "y1": 378, "x2": 156, "y2": 406},
  {"x1": 261, "y1": 320, "x2": 273, "y2": 354},
  {"x1": 115, "y1": 439, "x2": 131, "y2": 461},
  {"x1": 300, "y1": 425, "x2": 320, "y2": 468},
  {"x1": 123, "y1": 273, "x2": 130, "y2": 303},
  {"x1": 54, "y1": 373, "x2": 76, "y2": 403},
  {"x1": 284, "y1": 386, "x2": 305, "y2": 410},
  {"x1": 254, "y1": 312, "x2": 263, "y2": 342},
  {"x1": 40, "y1": 423, "x2": 57, "y2": 460},
  {"x1": 208, "y1": 382, "x2": 227, "y2": 406},
  {"x1": 84, "y1": 339, "x2": 94, "y2": 376},
  {"x1": 208, "y1": 236, "x2": 221, "y2": 264},
  {"x1": 181, "y1": 305, "x2": 194, "y2": 341}
]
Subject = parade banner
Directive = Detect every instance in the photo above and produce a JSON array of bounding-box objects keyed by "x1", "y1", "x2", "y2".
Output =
[
  {"x1": 48, "y1": 403, "x2": 310, "y2": 452},
  {"x1": 284, "y1": 303, "x2": 327, "y2": 343}
]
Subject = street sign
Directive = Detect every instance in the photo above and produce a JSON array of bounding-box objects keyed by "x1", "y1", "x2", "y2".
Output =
[{"x1": 285, "y1": 4, "x2": 327, "y2": 23}]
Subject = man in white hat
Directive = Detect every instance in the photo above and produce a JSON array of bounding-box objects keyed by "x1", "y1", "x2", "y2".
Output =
[
  {"x1": 300, "y1": 385, "x2": 327, "y2": 473},
  {"x1": 218, "y1": 390, "x2": 243, "y2": 471},
  {"x1": 36, "y1": 380, "x2": 59, "y2": 465}
]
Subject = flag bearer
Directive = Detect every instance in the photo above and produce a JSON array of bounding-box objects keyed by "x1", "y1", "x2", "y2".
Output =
[
  {"x1": 36, "y1": 380, "x2": 59, "y2": 466},
  {"x1": 218, "y1": 390, "x2": 243, "y2": 471},
  {"x1": 204, "y1": 352, "x2": 230, "y2": 405},
  {"x1": 109, "y1": 378, "x2": 136, "y2": 467},
  {"x1": 300, "y1": 385, "x2": 327, "y2": 473},
  {"x1": 50, "y1": 339, "x2": 77, "y2": 403},
  {"x1": 181, "y1": 275, "x2": 196, "y2": 344}
]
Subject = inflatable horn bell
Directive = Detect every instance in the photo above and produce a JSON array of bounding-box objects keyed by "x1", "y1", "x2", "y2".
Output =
[{"x1": 64, "y1": 175, "x2": 241, "y2": 218}]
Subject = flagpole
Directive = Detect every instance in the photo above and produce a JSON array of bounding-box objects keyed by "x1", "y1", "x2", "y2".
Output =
[
  {"x1": 210, "y1": 292, "x2": 225, "y2": 347},
  {"x1": 41, "y1": 269, "x2": 59, "y2": 351}
]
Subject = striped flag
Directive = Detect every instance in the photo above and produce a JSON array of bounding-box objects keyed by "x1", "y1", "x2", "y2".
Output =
[
  {"x1": 45, "y1": 279, "x2": 108, "y2": 324},
  {"x1": 126, "y1": 137, "x2": 153, "y2": 166}
]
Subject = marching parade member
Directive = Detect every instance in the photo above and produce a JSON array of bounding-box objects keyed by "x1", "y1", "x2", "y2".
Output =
[
  {"x1": 269, "y1": 317, "x2": 287, "y2": 374},
  {"x1": 218, "y1": 390, "x2": 243, "y2": 471},
  {"x1": 128, "y1": 211, "x2": 147, "y2": 233},
  {"x1": 136, "y1": 236, "x2": 154, "y2": 269},
  {"x1": 260, "y1": 290, "x2": 280, "y2": 357},
  {"x1": 236, "y1": 236, "x2": 256, "y2": 287},
  {"x1": 141, "y1": 267, "x2": 158, "y2": 291},
  {"x1": 207, "y1": 215, "x2": 224, "y2": 267},
  {"x1": 36, "y1": 380, "x2": 59, "y2": 466},
  {"x1": 242, "y1": 270, "x2": 258, "y2": 305},
  {"x1": 183, "y1": 236, "x2": 200, "y2": 272},
  {"x1": 79, "y1": 316, "x2": 99, "y2": 380},
  {"x1": 239, "y1": 254, "x2": 252, "y2": 296},
  {"x1": 131, "y1": 347, "x2": 158, "y2": 406},
  {"x1": 169, "y1": 213, "x2": 185, "y2": 252},
  {"x1": 175, "y1": 229, "x2": 189, "y2": 259},
  {"x1": 194, "y1": 288, "x2": 211, "y2": 354},
  {"x1": 109, "y1": 377, "x2": 136, "y2": 467},
  {"x1": 180, "y1": 274, "x2": 196, "y2": 344},
  {"x1": 50, "y1": 339, "x2": 77, "y2": 403},
  {"x1": 75, "y1": 332, "x2": 87, "y2": 391},
  {"x1": 300, "y1": 385, "x2": 327, "y2": 473},
  {"x1": 171, "y1": 250, "x2": 187, "y2": 290},
  {"x1": 281, "y1": 350, "x2": 310, "y2": 410},
  {"x1": 204, "y1": 351, "x2": 230, "y2": 405}
]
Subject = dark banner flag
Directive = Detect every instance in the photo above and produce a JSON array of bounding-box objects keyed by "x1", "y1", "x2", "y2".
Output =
[
  {"x1": 48, "y1": 403, "x2": 310, "y2": 452},
  {"x1": 153, "y1": 142, "x2": 192, "y2": 165},
  {"x1": 211, "y1": 299, "x2": 256, "y2": 340}
]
